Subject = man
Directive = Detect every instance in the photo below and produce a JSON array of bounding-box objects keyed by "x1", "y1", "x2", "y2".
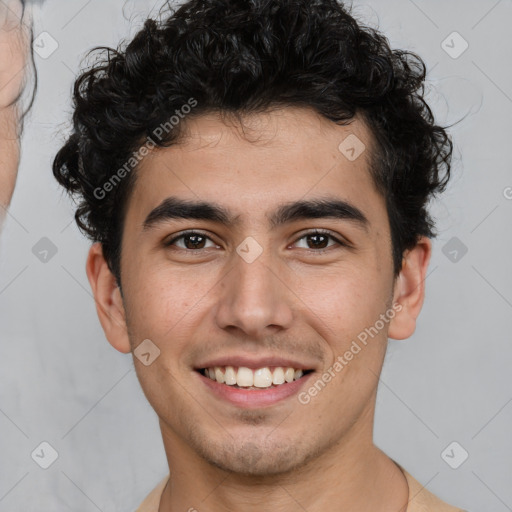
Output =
[
  {"x1": 0, "y1": 0, "x2": 32, "y2": 228},
  {"x1": 53, "y1": 0, "x2": 466, "y2": 510}
]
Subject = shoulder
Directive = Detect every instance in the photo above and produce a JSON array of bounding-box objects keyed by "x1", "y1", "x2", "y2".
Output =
[
  {"x1": 135, "y1": 475, "x2": 169, "y2": 512},
  {"x1": 400, "y1": 466, "x2": 466, "y2": 512},
  {"x1": 135, "y1": 469, "x2": 468, "y2": 512}
]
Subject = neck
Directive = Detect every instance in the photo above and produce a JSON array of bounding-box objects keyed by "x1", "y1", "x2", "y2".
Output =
[{"x1": 157, "y1": 406, "x2": 409, "y2": 512}]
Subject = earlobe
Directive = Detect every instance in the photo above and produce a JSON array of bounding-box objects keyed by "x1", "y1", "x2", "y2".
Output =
[
  {"x1": 85, "y1": 242, "x2": 132, "y2": 354},
  {"x1": 388, "y1": 237, "x2": 432, "y2": 341}
]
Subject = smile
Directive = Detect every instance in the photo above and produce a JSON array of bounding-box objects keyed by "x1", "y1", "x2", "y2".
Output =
[
  {"x1": 199, "y1": 365, "x2": 313, "y2": 389},
  {"x1": 195, "y1": 365, "x2": 315, "y2": 408}
]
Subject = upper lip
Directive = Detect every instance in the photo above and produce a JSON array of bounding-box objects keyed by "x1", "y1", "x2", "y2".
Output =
[{"x1": 195, "y1": 355, "x2": 316, "y2": 371}]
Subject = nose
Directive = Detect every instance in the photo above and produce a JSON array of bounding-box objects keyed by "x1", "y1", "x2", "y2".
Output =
[{"x1": 214, "y1": 247, "x2": 294, "y2": 339}]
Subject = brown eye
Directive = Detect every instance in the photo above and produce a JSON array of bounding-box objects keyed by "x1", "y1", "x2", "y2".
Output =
[
  {"x1": 293, "y1": 230, "x2": 346, "y2": 252},
  {"x1": 165, "y1": 231, "x2": 217, "y2": 250},
  {"x1": 306, "y1": 233, "x2": 330, "y2": 249}
]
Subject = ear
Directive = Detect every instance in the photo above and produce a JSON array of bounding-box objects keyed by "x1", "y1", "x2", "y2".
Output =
[
  {"x1": 388, "y1": 236, "x2": 432, "y2": 340},
  {"x1": 85, "y1": 242, "x2": 131, "y2": 354}
]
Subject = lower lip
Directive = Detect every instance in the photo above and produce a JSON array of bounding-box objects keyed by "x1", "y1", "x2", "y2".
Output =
[{"x1": 196, "y1": 371, "x2": 313, "y2": 408}]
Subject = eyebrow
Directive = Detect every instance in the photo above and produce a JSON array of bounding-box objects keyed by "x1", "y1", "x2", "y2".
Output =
[{"x1": 142, "y1": 196, "x2": 370, "y2": 233}]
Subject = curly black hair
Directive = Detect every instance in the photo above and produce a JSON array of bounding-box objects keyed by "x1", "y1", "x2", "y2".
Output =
[{"x1": 53, "y1": 0, "x2": 453, "y2": 288}]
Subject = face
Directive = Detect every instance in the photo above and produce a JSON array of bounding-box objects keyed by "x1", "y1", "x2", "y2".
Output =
[
  {"x1": 88, "y1": 107, "x2": 430, "y2": 477},
  {"x1": 0, "y1": 0, "x2": 30, "y2": 217}
]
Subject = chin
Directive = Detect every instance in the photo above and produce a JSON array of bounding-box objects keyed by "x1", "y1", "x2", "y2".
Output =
[
  {"x1": 192, "y1": 433, "x2": 315, "y2": 477},
  {"x1": 211, "y1": 448, "x2": 303, "y2": 477}
]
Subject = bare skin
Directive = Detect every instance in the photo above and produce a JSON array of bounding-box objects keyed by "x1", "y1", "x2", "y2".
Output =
[
  {"x1": 86, "y1": 107, "x2": 431, "y2": 511},
  {"x1": 0, "y1": 0, "x2": 31, "y2": 225}
]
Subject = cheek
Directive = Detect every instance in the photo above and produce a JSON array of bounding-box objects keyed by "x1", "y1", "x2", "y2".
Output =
[
  {"x1": 123, "y1": 263, "x2": 209, "y2": 342},
  {"x1": 305, "y1": 267, "x2": 390, "y2": 346},
  {"x1": 310, "y1": 266, "x2": 367, "y2": 310}
]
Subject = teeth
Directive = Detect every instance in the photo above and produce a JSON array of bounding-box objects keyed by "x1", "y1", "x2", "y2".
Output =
[
  {"x1": 254, "y1": 368, "x2": 273, "y2": 388},
  {"x1": 202, "y1": 366, "x2": 309, "y2": 388},
  {"x1": 236, "y1": 367, "x2": 254, "y2": 387},
  {"x1": 224, "y1": 365, "x2": 237, "y2": 385},
  {"x1": 272, "y1": 367, "x2": 285, "y2": 385},
  {"x1": 214, "y1": 367, "x2": 225, "y2": 384}
]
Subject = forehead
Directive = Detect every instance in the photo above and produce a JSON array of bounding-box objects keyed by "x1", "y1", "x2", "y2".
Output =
[{"x1": 126, "y1": 107, "x2": 385, "y2": 230}]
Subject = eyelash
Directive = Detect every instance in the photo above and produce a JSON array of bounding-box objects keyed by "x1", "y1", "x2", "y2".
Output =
[{"x1": 164, "y1": 229, "x2": 347, "y2": 254}]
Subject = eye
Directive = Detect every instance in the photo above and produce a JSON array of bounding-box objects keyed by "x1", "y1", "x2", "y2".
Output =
[
  {"x1": 164, "y1": 229, "x2": 347, "y2": 253},
  {"x1": 164, "y1": 230, "x2": 219, "y2": 251},
  {"x1": 292, "y1": 229, "x2": 346, "y2": 252}
]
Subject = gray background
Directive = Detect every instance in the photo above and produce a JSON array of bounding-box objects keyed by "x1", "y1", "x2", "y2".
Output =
[{"x1": 0, "y1": 0, "x2": 511, "y2": 510}]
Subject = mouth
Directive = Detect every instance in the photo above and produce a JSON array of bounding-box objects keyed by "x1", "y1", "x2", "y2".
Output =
[
  {"x1": 197, "y1": 366, "x2": 314, "y2": 389},
  {"x1": 194, "y1": 365, "x2": 315, "y2": 408}
]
